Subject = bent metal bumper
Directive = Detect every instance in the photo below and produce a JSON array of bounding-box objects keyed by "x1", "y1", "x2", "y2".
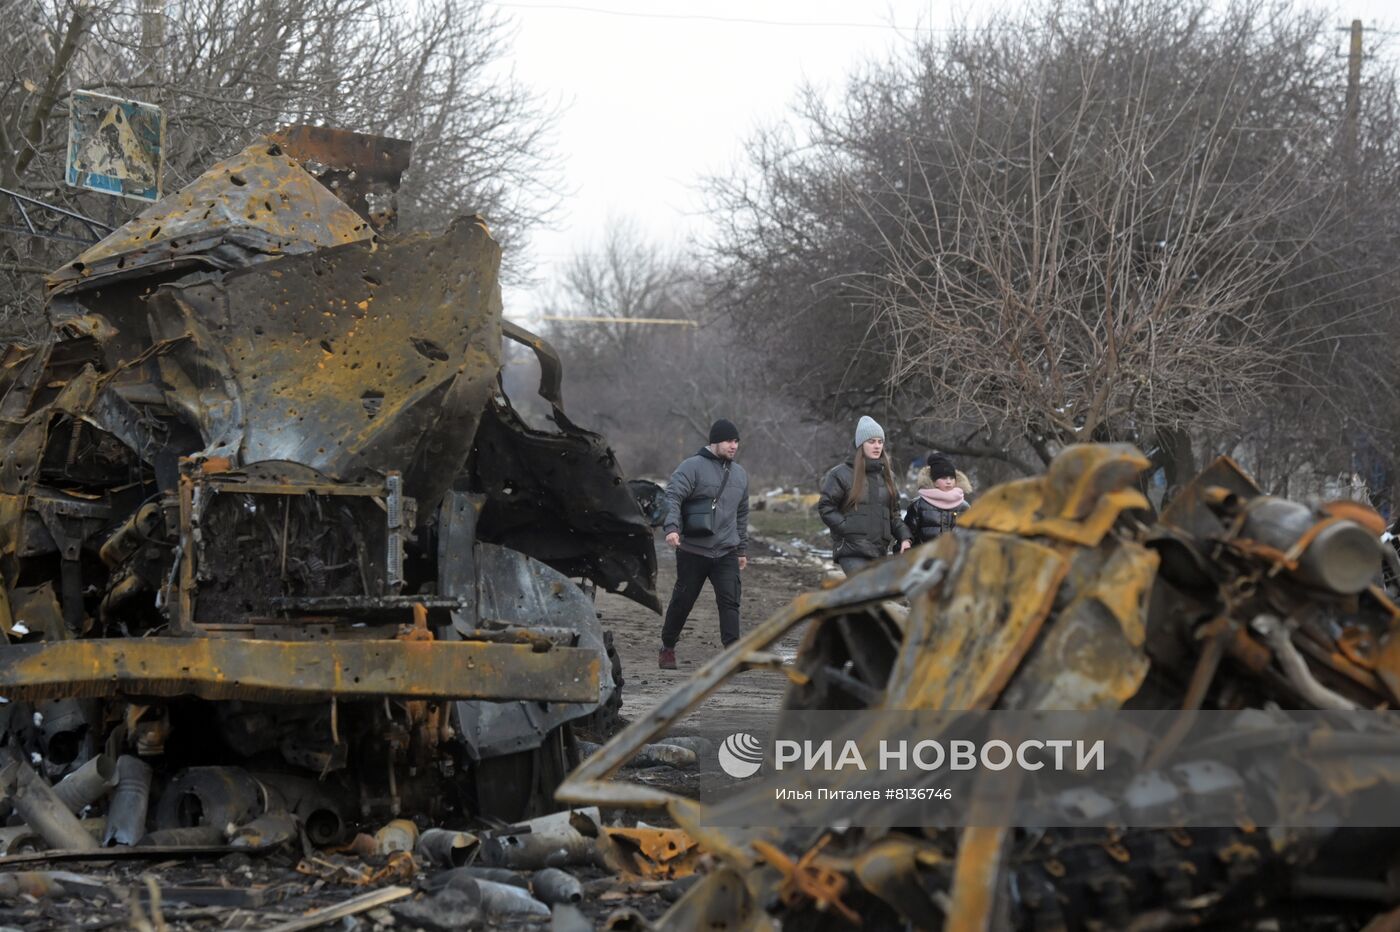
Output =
[{"x1": 0, "y1": 638, "x2": 600, "y2": 704}]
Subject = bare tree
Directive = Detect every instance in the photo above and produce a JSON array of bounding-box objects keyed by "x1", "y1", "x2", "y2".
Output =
[
  {"x1": 553, "y1": 219, "x2": 693, "y2": 360},
  {"x1": 708, "y1": 0, "x2": 1400, "y2": 486},
  {"x1": 871, "y1": 14, "x2": 1339, "y2": 464},
  {"x1": 539, "y1": 221, "x2": 838, "y2": 484},
  {"x1": 1, "y1": 0, "x2": 557, "y2": 332}
]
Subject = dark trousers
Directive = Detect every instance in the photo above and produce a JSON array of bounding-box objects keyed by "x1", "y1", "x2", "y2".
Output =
[
  {"x1": 661, "y1": 549, "x2": 742, "y2": 648},
  {"x1": 837, "y1": 555, "x2": 873, "y2": 577}
]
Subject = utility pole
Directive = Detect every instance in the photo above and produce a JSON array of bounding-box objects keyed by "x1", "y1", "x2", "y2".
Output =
[
  {"x1": 1342, "y1": 19, "x2": 1362, "y2": 192},
  {"x1": 141, "y1": 0, "x2": 166, "y2": 82}
]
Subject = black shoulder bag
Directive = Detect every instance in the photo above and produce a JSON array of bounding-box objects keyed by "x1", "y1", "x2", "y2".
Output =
[{"x1": 680, "y1": 463, "x2": 732, "y2": 538}]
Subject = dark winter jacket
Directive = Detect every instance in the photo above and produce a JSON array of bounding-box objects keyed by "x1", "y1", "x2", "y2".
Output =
[
  {"x1": 903, "y1": 497, "x2": 968, "y2": 545},
  {"x1": 663, "y1": 447, "x2": 749, "y2": 559},
  {"x1": 818, "y1": 458, "x2": 912, "y2": 561}
]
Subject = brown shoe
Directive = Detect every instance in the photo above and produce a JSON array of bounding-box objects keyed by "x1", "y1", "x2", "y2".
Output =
[{"x1": 658, "y1": 647, "x2": 677, "y2": 670}]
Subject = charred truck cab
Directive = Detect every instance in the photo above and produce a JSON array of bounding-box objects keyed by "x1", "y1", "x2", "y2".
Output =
[{"x1": 0, "y1": 126, "x2": 657, "y2": 836}]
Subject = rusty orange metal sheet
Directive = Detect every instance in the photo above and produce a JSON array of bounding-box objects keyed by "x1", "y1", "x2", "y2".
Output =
[
  {"x1": 0, "y1": 637, "x2": 599, "y2": 703},
  {"x1": 267, "y1": 125, "x2": 412, "y2": 182},
  {"x1": 599, "y1": 826, "x2": 704, "y2": 879},
  {"x1": 946, "y1": 825, "x2": 1009, "y2": 932},
  {"x1": 1080, "y1": 542, "x2": 1159, "y2": 649},
  {"x1": 1040, "y1": 444, "x2": 1150, "y2": 520},
  {"x1": 961, "y1": 445, "x2": 1150, "y2": 547},
  {"x1": 883, "y1": 532, "x2": 1068, "y2": 710},
  {"x1": 145, "y1": 216, "x2": 501, "y2": 511},
  {"x1": 998, "y1": 544, "x2": 1154, "y2": 710},
  {"x1": 963, "y1": 483, "x2": 1149, "y2": 547}
]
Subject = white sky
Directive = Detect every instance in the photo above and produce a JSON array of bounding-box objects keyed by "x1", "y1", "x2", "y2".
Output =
[{"x1": 491, "y1": 0, "x2": 1398, "y2": 321}]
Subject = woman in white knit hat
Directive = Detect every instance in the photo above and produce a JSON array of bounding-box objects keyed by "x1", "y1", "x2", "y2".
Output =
[{"x1": 817, "y1": 416, "x2": 912, "y2": 576}]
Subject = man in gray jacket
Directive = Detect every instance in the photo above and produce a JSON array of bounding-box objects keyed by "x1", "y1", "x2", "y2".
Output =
[{"x1": 658, "y1": 418, "x2": 749, "y2": 669}]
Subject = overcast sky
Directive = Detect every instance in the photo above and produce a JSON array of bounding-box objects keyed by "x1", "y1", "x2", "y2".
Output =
[{"x1": 492, "y1": 0, "x2": 1398, "y2": 321}]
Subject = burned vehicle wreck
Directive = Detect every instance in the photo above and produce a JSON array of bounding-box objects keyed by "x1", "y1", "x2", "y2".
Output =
[
  {"x1": 0, "y1": 126, "x2": 656, "y2": 842},
  {"x1": 563, "y1": 444, "x2": 1400, "y2": 931}
]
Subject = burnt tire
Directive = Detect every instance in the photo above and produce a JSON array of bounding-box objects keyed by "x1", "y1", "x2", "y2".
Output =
[
  {"x1": 576, "y1": 629, "x2": 625, "y2": 739},
  {"x1": 469, "y1": 723, "x2": 577, "y2": 823}
]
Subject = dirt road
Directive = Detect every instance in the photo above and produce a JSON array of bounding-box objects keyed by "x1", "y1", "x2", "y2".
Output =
[{"x1": 594, "y1": 531, "x2": 828, "y2": 748}]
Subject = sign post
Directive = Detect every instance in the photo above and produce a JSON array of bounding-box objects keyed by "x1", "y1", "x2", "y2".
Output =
[{"x1": 65, "y1": 91, "x2": 165, "y2": 202}]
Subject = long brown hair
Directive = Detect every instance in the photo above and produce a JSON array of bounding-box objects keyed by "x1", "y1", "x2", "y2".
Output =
[{"x1": 842, "y1": 451, "x2": 898, "y2": 513}]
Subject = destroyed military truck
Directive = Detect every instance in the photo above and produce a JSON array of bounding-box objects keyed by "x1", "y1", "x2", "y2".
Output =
[{"x1": 0, "y1": 126, "x2": 657, "y2": 840}]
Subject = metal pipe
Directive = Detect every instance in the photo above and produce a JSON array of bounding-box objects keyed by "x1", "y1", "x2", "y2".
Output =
[
  {"x1": 52, "y1": 754, "x2": 118, "y2": 813},
  {"x1": 530, "y1": 867, "x2": 583, "y2": 905},
  {"x1": 301, "y1": 806, "x2": 345, "y2": 848},
  {"x1": 7, "y1": 760, "x2": 99, "y2": 850},
  {"x1": 432, "y1": 866, "x2": 528, "y2": 889},
  {"x1": 1241, "y1": 497, "x2": 1380, "y2": 594},
  {"x1": 480, "y1": 826, "x2": 599, "y2": 870},
  {"x1": 0, "y1": 818, "x2": 102, "y2": 855},
  {"x1": 102, "y1": 756, "x2": 153, "y2": 846},
  {"x1": 475, "y1": 878, "x2": 550, "y2": 919},
  {"x1": 0, "y1": 825, "x2": 43, "y2": 855},
  {"x1": 1252, "y1": 614, "x2": 1360, "y2": 711},
  {"x1": 416, "y1": 828, "x2": 475, "y2": 867},
  {"x1": 155, "y1": 765, "x2": 264, "y2": 831},
  {"x1": 631, "y1": 743, "x2": 697, "y2": 769}
]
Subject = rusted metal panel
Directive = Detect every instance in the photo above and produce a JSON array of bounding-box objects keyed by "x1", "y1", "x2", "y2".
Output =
[
  {"x1": 0, "y1": 637, "x2": 599, "y2": 703},
  {"x1": 48, "y1": 139, "x2": 374, "y2": 294},
  {"x1": 266, "y1": 125, "x2": 412, "y2": 182},
  {"x1": 471, "y1": 386, "x2": 659, "y2": 612},
  {"x1": 1158, "y1": 454, "x2": 1261, "y2": 540},
  {"x1": 5, "y1": 584, "x2": 65, "y2": 642},
  {"x1": 960, "y1": 444, "x2": 1151, "y2": 546},
  {"x1": 883, "y1": 532, "x2": 1068, "y2": 710},
  {"x1": 598, "y1": 827, "x2": 704, "y2": 879},
  {"x1": 999, "y1": 545, "x2": 1156, "y2": 710},
  {"x1": 145, "y1": 217, "x2": 501, "y2": 514},
  {"x1": 1373, "y1": 632, "x2": 1400, "y2": 705},
  {"x1": 265, "y1": 125, "x2": 411, "y2": 229},
  {"x1": 946, "y1": 825, "x2": 1010, "y2": 932}
]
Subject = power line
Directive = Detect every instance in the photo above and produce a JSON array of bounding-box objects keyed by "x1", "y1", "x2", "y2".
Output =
[
  {"x1": 486, "y1": 1, "x2": 949, "y2": 32},
  {"x1": 534, "y1": 314, "x2": 698, "y2": 326}
]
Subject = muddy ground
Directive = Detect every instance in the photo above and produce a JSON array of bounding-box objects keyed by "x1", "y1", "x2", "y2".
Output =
[
  {"x1": 599, "y1": 529, "x2": 827, "y2": 745},
  {"x1": 0, "y1": 525, "x2": 832, "y2": 930}
]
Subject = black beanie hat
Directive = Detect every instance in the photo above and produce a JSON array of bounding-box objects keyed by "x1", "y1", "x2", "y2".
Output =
[
  {"x1": 926, "y1": 453, "x2": 957, "y2": 480},
  {"x1": 709, "y1": 418, "x2": 740, "y2": 443}
]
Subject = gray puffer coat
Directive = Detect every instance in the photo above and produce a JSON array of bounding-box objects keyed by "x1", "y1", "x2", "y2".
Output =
[
  {"x1": 817, "y1": 458, "x2": 911, "y2": 561},
  {"x1": 663, "y1": 447, "x2": 749, "y2": 559}
]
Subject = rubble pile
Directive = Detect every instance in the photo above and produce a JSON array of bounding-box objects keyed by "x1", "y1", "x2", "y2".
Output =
[
  {"x1": 0, "y1": 793, "x2": 708, "y2": 929},
  {"x1": 563, "y1": 445, "x2": 1400, "y2": 930}
]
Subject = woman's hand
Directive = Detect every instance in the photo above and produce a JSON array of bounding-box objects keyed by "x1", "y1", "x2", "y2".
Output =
[{"x1": 899, "y1": 539, "x2": 912, "y2": 553}]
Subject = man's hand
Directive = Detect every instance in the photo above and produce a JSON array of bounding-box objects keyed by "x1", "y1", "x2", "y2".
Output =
[
  {"x1": 738, "y1": 555, "x2": 748, "y2": 571},
  {"x1": 899, "y1": 539, "x2": 912, "y2": 553},
  {"x1": 665, "y1": 531, "x2": 681, "y2": 548}
]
